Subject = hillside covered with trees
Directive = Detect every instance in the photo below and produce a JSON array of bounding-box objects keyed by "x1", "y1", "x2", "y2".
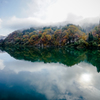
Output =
[{"x1": 1, "y1": 24, "x2": 100, "y2": 49}]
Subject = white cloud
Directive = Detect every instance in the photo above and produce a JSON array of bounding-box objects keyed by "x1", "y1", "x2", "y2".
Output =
[
  {"x1": 21, "y1": 0, "x2": 100, "y2": 21},
  {"x1": 0, "y1": 19, "x2": 2, "y2": 28},
  {"x1": 42, "y1": 0, "x2": 100, "y2": 23},
  {"x1": 79, "y1": 16, "x2": 100, "y2": 26},
  {"x1": 2, "y1": 60, "x2": 100, "y2": 100},
  {"x1": 2, "y1": 14, "x2": 100, "y2": 32},
  {"x1": 0, "y1": 59, "x2": 5, "y2": 70},
  {"x1": 3, "y1": 16, "x2": 45, "y2": 30},
  {"x1": 5, "y1": 61, "x2": 65, "y2": 74},
  {"x1": 1, "y1": 0, "x2": 100, "y2": 34},
  {"x1": 23, "y1": 0, "x2": 55, "y2": 19}
]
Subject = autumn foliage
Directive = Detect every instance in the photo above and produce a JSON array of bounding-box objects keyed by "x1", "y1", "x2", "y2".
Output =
[
  {"x1": 2, "y1": 24, "x2": 100, "y2": 48},
  {"x1": 4, "y1": 24, "x2": 86, "y2": 47}
]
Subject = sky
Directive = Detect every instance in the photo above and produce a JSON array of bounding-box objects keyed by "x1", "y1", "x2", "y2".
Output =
[{"x1": 0, "y1": 0, "x2": 100, "y2": 36}]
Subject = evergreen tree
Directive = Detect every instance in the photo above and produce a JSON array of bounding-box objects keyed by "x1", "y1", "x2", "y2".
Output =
[{"x1": 87, "y1": 33, "x2": 93, "y2": 42}]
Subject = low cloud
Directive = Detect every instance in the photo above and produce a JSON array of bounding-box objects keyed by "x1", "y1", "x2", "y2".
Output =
[
  {"x1": 2, "y1": 14, "x2": 100, "y2": 34},
  {"x1": 66, "y1": 13, "x2": 83, "y2": 23},
  {"x1": 61, "y1": 13, "x2": 100, "y2": 27},
  {"x1": 3, "y1": 16, "x2": 45, "y2": 30},
  {"x1": 79, "y1": 16, "x2": 100, "y2": 26}
]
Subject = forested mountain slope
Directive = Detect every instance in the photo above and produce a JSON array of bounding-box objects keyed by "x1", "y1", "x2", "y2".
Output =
[{"x1": 4, "y1": 24, "x2": 85, "y2": 47}]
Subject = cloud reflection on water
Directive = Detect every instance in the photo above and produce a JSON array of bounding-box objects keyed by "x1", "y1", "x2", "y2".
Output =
[
  {"x1": 0, "y1": 59, "x2": 5, "y2": 70},
  {"x1": 0, "y1": 57, "x2": 100, "y2": 100}
]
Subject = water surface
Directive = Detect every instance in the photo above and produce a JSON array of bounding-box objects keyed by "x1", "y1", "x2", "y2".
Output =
[{"x1": 0, "y1": 47, "x2": 100, "y2": 100}]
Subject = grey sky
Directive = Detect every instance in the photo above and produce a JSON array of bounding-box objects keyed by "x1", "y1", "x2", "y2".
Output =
[{"x1": 0, "y1": 0, "x2": 100, "y2": 35}]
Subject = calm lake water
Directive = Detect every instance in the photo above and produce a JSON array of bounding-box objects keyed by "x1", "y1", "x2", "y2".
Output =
[{"x1": 0, "y1": 47, "x2": 100, "y2": 100}]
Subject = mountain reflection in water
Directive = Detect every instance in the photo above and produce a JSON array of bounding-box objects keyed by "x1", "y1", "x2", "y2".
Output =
[
  {"x1": 0, "y1": 47, "x2": 100, "y2": 100},
  {"x1": 1, "y1": 46, "x2": 100, "y2": 72}
]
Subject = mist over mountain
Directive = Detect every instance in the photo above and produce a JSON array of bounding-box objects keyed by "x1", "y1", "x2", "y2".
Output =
[
  {"x1": 0, "y1": 35, "x2": 6, "y2": 40},
  {"x1": 81, "y1": 23, "x2": 98, "y2": 33}
]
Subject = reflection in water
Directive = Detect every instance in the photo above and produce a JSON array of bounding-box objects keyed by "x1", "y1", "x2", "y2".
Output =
[
  {"x1": 1, "y1": 46, "x2": 100, "y2": 72},
  {"x1": 0, "y1": 59, "x2": 5, "y2": 70},
  {"x1": 3, "y1": 46, "x2": 86, "y2": 66},
  {"x1": 0, "y1": 47, "x2": 100, "y2": 100},
  {"x1": 81, "y1": 73, "x2": 91, "y2": 82}
]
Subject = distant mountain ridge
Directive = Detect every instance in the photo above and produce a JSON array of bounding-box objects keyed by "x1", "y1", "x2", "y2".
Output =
[{"x1": 0, "y1": 35, "x2": 6, "y2": 40}]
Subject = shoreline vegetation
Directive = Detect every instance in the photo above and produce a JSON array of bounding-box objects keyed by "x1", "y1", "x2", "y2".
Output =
[{"x1": 0, "y1": 24, "x2": 100, "y2": 49}]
